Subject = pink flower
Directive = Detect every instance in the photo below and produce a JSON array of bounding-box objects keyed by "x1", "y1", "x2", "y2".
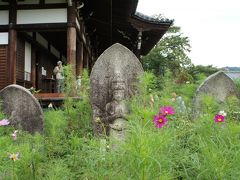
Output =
[
  {"x1": 11, "y1": 130, "x2": 18, "y2": 141},
  {"x1": 160, "y1": 106, "x2": 175, "y2": 116},
  {"x1": 0, "y1": 119, "x2": 10, "y2": 126},
  {"x1": 152, "y1": 115, "x2": 168, "y2": 128},
  {"x1": 214, "y1": 114, "x2": 225, "y2": 123}
]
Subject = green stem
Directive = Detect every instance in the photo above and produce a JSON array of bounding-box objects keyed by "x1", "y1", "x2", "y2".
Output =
[
  {"x1": 142, "y1": 164, "x2": 145, "y2": 180},
  {"x1": 31, "y1": 137, "x2": 36, "y2": 180},
  {"x1": 12, "y1": 162, "x2": 15, "y2": 180}
]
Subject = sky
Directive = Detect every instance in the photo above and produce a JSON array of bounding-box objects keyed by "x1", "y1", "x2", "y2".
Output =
[{"x1": 137, "y1": 0, "x2": 240, "y2": 68}]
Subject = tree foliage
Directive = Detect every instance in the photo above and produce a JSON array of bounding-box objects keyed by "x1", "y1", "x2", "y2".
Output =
[
  {"x1": 185, "y1": 64, "x2": 220, "y2": 83},
  {"x1": 142, "y1": 25, "x2": 192, "y2": 77}
]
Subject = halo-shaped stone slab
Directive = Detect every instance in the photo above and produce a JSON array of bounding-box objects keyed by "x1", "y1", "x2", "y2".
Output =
[
  {"x1": 0, "y1": 84, "x2": 43, "y2": 133},
  {"x1": 192, "y1": 71, "x2": 239, "y2": 118},
  {"x1": 90, "y1": 43, "x2": 144, "y2": 134}
]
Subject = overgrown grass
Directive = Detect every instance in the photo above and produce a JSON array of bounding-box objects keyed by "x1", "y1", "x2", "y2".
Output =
[{"x1": 1, "y1": 71, "x2": 240, "y2": 179}]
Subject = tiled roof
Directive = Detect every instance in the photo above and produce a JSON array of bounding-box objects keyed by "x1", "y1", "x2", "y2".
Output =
[
  {"x1": 134, "y1": 11, "x2": 174, "y2": 24},
  {"x1": 224, "y1": 71, "x2": 240, "y2": 80}
]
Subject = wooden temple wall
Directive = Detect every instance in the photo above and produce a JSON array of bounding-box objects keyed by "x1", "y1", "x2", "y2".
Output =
[
  {"x1": 0, "y1": 45, "x2": 8, "y2": 89},
  {"x1": 0, "y1": 1, "x2": 94, "y2": 91},
  {"x1": 38, "y1": 52, "x2": 57, "y2": 92},
  {"x1": 16, "y1": 37, "x2": 25, "y2": 87},
  {"x1": 13, "y1": 33, "x2": 59, "y2": 91}
]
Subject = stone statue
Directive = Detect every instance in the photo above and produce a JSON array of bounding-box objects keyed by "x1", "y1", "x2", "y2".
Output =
[
  {"x1": 90, "y1": 43, "x2": 144, "y2": 137},
  {"x1": 176, "y1": 96, "x2": 186, "y2": 113},
  {"x1": 105, "y1": 73, "x2": 128, "y2": 141}
]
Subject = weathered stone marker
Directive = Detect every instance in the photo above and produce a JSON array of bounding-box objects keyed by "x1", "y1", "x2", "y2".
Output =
[
  {"x1": 0, "y1": 84, "x2": 44, "y2": 133},
  {"x1": 90, "y1": 43, "x2": 144, "y2": 139},
  {"x1": 192, "y1": 71, "x2": 239, "y2": 118}
]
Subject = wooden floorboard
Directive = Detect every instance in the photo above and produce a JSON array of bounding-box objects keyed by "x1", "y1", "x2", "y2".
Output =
[
  {"x1": 34, "y1": 93, "x2": 65, "y2": 101},
  {"x1": 34, "y1": 93, "x2": 81, "y2": 108}
]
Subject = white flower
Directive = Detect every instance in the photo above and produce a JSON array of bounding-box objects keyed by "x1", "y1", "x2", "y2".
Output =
[
  {"x1": 9, "y1": 152, "x2": 20, "y2": 161},
  {"x1": 48, "y1": 103, "x2": 53, "y2": 108},
  {"x1": 11, "y1": 130, "x2": 18, "y2": 141},
  {"x1": 95, "y1": 117, "x2": 101, "y2": 123},
  {"x1": 219, "y1": 110, "x2": 227, "y2": 117}
]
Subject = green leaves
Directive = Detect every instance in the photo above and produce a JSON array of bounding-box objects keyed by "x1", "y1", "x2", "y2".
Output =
[{"x1": 142, "y1": 25, "x2": 192, "y2": 77}]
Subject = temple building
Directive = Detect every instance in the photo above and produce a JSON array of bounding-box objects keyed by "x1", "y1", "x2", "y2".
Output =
[{"x1": 0, "y1": 0, "x2": 173, "y2": 93}]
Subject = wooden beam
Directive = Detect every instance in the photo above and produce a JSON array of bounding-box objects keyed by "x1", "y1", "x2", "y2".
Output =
[
  {"x1": 0, "y1": 25, "x2": 9, "y2": 32},
  {"x1": 0, "y1": 23, "x2": 68, "y2": 32},
  {"x1": 13, "y1": 23, "x2": 68, "y2": 32},
  {"x1": 0, "y1": 5, "x2": 9, "y2": 10},
  {"x1": 129, "y1": 17, "x2": 171, "y2": 31},
  {"x1": 17, "y1": 3, "x2": 67, "y2": 10}
]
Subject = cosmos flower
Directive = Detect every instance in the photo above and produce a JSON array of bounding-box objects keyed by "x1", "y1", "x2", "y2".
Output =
[
  {"x1": 11, "y1": 130, "x2": 18, "y2": 141},
  {"x1": 9, "y1": 152, "x2": 20, "y2": 161},
  {"x1": 219, "y1": 110, "x2": 227, "y2": 117},
  {"x1": 152, "y1": 115, "x2": 168, "y2": 128},
  {"x1": 160, "y1": 106, "x2": 175, "y2": 116},
  {"x1": 0, "y1": 119, "x2": 10, "y2": 126},
  {"x1": 214, "y1": 114, "x2": 225, "y2": 123}
]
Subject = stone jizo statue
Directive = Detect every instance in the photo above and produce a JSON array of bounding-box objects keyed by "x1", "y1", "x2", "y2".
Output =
[
  {"x1": 105, "y1": 74, "x2": 128, "y2": 141},
  {"x1": 90, "y1": 43, "x2": 144, "y2": 138}
]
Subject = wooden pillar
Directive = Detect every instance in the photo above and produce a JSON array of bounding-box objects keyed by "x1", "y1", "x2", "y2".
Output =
[
  {"x1": 83, "y1": 48, "x2": 88, "y2": 69},
  {"x1": 79, "y1": 42, "x2": 84, "y2": 73},
  {"x1": 136, "y1": 30, "x2": 142, "y2": 59},
  {"x1": 31, "y1": 47, "x2": 36, "y2": 87},
  {"x1": 76, "y1": 42, "x2": 80, "y2": 76},
  {"x1": 76, "y1": 41, "x2": 83, "y2": 76},
  {"x1": 91, "y1": 55, "x2": 95, "y2": 69},
  {"x1": 86, "y1": 53, "x2": 89, "y2": 69},
  {"x1": 88, "y1": 51, "x2": 92, "y2": 70},
  {"x1": 67, "y1": 4, "x2": 76, "y2": 76},
  {"x1": 8, "y1": 0, "x2": 17, "y2": 84},
  {"x1": 67, "y1": 27, "x2": 76, "y2": 71},
  {"x1": 76, "y1": 42, "x2": 83, "y2": 76}
]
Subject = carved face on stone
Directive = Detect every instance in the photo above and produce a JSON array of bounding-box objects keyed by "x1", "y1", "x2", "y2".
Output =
[
  {"x1": 113, "y1": 89, "x2": 125, "y2": 101},
  {"x1": 111, "y1": 78, "x2": 126, "y2": 102}
]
